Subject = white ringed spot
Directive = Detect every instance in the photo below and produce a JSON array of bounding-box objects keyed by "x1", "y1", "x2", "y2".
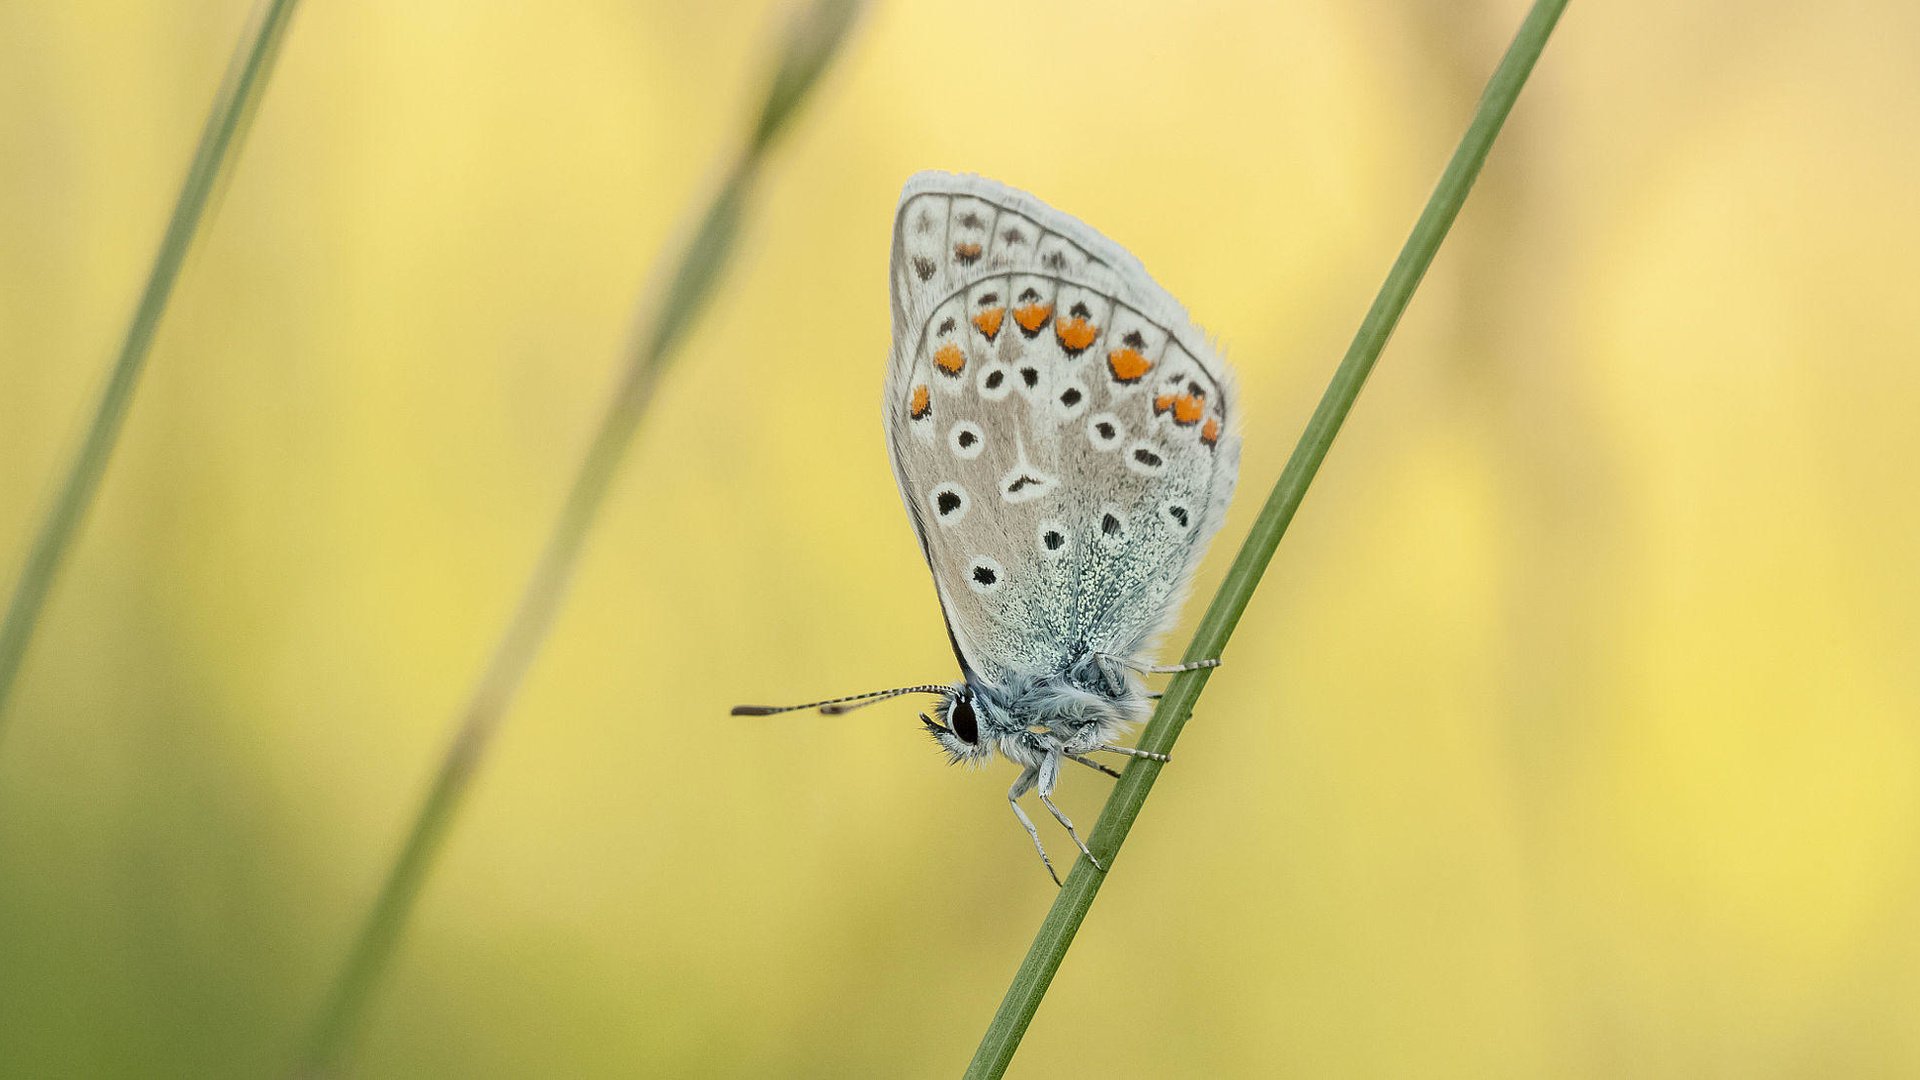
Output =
[
  {"x1": 998, "y1": 463, "x2": 1059, "y2": 504},
  {"x1": 977, "y1": 362, "x2": 1014, "y2": 402},
  {"x1": 948, "y1": 420, "x2": 985, "y2": 460},
  {"x1": 929, "y1": 482, "x2": 969, "y2": 526},
  {"x1": 1037, "y1": 520, "x2": 1072, "y2": 560},
  {"x1": 966, "y1": 556, "x2": 1005, "y2": 595},
  {"x1": 1086, "y1": 412, "x2": 1125, "y2": 451},
  {"x1": 1124, "y1": 439, "x2": 1168, "y2": 476},
  {"x1": 1052, "y1": 379, "x2": 1089, "y2": 421}
]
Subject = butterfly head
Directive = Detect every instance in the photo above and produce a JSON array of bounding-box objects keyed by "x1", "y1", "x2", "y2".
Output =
[{"x1": 921, "y1": 684, "x2": 1003, "y2": 764}]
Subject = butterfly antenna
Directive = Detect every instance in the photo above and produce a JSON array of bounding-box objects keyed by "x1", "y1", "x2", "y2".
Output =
[{"x1": 731, "y1": 684, "x2": 954, "y2": 717}]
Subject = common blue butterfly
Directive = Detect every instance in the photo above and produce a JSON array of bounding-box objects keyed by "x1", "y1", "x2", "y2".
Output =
[{"x1": 736, "y1": 173, "x2": 1241, "y2": 883}]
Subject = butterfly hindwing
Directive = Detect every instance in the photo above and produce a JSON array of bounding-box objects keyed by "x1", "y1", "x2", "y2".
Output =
[{"x1": 885, "y1": 172, "x2": 1240, "y2": 689}]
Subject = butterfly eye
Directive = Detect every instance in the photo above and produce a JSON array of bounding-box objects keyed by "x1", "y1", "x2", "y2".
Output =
[{"x1": 950, "y1": 697, "x2": 979, "y2": 745}]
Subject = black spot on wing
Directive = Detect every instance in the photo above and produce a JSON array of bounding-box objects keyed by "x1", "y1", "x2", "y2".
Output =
[{"x1": 1006, "y1": 474, "x2": 1044, "y2": 495}]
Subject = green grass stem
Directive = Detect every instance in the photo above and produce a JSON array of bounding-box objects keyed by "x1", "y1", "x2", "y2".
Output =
[
  {"x1": 963, "y1": 1, "x2": 1571, "y2": 1074},
  {"x1": 0, "y1": 0, "x2": 303, "y2": 741},
  {"x1": 293, "y1": 2, "x2": 862, "y2": 1074}
]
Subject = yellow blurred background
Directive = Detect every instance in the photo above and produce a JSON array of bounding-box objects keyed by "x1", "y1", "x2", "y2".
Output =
[{"x1": 3, "y1": 0, "x2": 1918, "y2": 1075}]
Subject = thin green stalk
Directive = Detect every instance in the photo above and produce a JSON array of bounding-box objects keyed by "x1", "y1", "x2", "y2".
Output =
[
  {"x1": 963, "y1": 1, "x2": 1571, "y2": 1075},
  {"x1": 0, "y1": 0, "x2": 303, "y2": 741},
  {"x1": 294, "y1": 2, "x2": 862, "y2": 1074}
]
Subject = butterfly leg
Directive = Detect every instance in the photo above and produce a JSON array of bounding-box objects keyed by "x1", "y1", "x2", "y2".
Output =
[
  {"x1": 1145, "y1": 658, "x2": 1222, "y2": 674},
  {"x1": 1036, "y1": 755, "x2": 1104, "y2": 872},
  {"x1": 1007, "y1": 767, "x2": 1061, "y2": 886},
  {"x1": 1096, "y1": 652, "x2": 1223, "y2": 676},
  {"x1": 1065, "y1": 752, "x2": 1123, "y2": 779},
  {"x1": 1090, "y1": 653, "x2": 1219, "y2": 695},
  {"x1": 1094, "y1": 743, "x2": 1171, "y2": 763}
]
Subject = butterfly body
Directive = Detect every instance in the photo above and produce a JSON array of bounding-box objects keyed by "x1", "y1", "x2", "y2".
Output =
[
  {"x1": 926, "y1": 655, "x2": 1148, "y2": 769},
  {"x1": 736, "y1": 172, "x2": 1239, "y2": 882}
]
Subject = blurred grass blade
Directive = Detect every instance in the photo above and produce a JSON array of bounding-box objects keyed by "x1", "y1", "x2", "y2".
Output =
[
  {"x1": 0, "y1": 0, "x2": 303, "y2": 741},
  {"x1": 294, "y1": 1, "x2": 862, "y2": 1074},
  {"x1": 962, "y1": 1, "x2": 1571, "y2": 1076}
]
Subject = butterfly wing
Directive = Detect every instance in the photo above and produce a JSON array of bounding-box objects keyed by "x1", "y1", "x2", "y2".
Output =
[{"x1": 884, "y1": 172, "x2": 1240, "y2": 690}]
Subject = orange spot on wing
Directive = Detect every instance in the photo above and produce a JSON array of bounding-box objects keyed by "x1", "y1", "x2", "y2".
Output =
[
  {"x1": 1153, "y1": 393, "x2": 1176, "y2": 416},
  {"x1": 953, "y1": 241, "x2": 983, "y2": 264},
  {"x1": 1107, "y1": 347, "x2": 1152, "y2": 383},
  {"x1": 1172, "y1": 394, "x2": 1206, "y2": 425},
  {"x1": 1012, "y1": 303, "x2": 1053, "y2": 335},
  {"x1": 910, "y1": 385, "x2": 931, "y2": 419},
  {"x1": 934, "y1": 342, "x2": 966, "y2": 375},
  {"x1": 972, "y1": 307, "x2": 1004, "y2": 341},
  {"x1": 1054, "y1": 316, "x2": 1099, "y2": 354},
  {"x1": 1201, "y1": 416, "x2": 1221, "y2": 446}
]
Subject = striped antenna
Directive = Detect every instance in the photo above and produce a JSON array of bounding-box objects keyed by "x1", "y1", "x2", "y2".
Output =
[{"x1": 731, "y1": 684, "x2": 954, "y2": 717}]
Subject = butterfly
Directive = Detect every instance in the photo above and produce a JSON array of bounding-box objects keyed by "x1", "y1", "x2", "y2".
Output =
[{"x1": 735, "y1": 172, "x2": 1240, "y2": 883}]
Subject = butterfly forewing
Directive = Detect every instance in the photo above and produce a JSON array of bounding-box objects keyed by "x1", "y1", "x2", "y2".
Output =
[{"x1": 884, "y1": 172, "x2": 1240, "y2": 690}]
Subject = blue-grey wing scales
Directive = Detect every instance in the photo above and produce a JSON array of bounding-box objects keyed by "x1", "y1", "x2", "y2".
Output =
[{"x1": 882, "y1": 172, "x2": 1241, "y2": 691}]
